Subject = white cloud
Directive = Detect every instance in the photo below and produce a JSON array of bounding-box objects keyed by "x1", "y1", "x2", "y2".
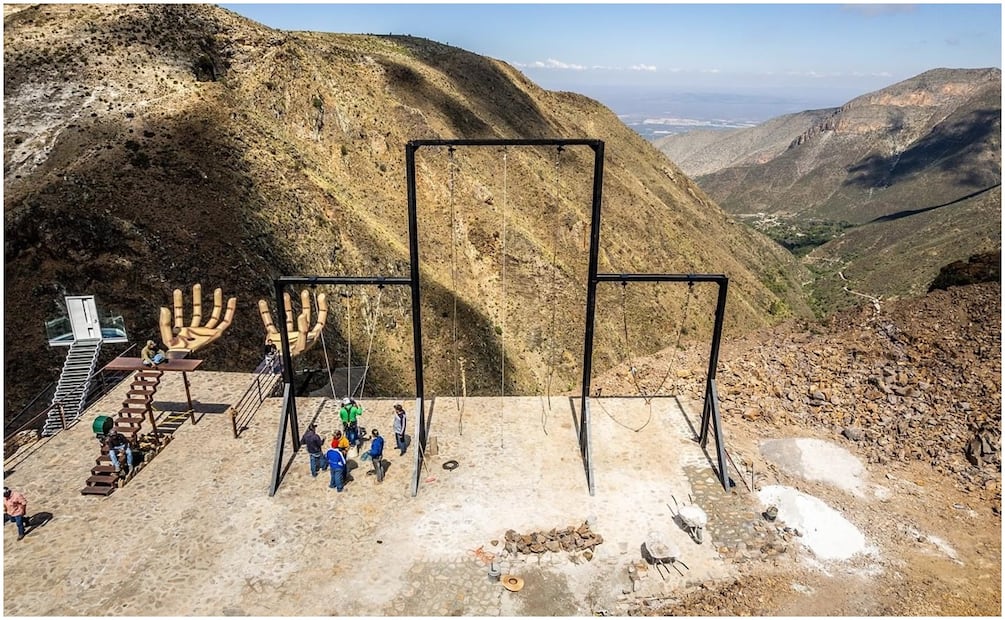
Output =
[
  {"x1": 629, "y1": 64, "x2": 657, "y2": 72},
  {"x1": 522, "y1": 58, "x2": 588, "y2": 70}
]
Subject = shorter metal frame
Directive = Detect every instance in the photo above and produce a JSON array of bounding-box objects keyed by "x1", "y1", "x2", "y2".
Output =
[
  {"x1": 580, "y1": 273, "x2": 730, "y2": 494},
  {"x1": 268, "y1": 276, "x2": 417, "y2": 497}
]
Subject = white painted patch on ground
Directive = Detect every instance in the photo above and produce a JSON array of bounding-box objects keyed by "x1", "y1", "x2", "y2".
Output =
[
  {"x1": 758, "y1": 485, "x2": 868, "y2": 561},
  {"x1": 760, "y1": 437, "x2": 867, "y2": 496}
]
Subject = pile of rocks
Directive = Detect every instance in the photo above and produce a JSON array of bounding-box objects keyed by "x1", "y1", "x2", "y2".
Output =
[
  {"x1": 503, "y1": 522, "x2": 604, "y2": 555},
  {"x1": 595, "y1": 282, "x2": 1001, "y2": 502}
]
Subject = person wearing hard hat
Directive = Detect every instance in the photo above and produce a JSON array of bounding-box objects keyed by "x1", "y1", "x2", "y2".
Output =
[{"x1": 338, "y1": 397, "x2": 363, "y2": 449}]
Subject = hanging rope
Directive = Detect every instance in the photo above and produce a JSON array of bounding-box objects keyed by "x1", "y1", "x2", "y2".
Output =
[
  {"x1": 544, "y1": 145, "x2": 563, "y2": 413},
  {"x1": 594, "y1": 392, "x2": 652, "y2": 432},
  {"x1": 343, "y1": 287, "x2": 352, "y2": 397},
  {"x1": 313, "y1": 287, "x2": 337, "y2": 400},
  {"x1": 620, "y1": 281, "x2": 649, "y2": 402},
  {"x1": 655, "y1": 281, "x2": 695, "y2": 397},
  {"x1": 499, "y1": 147, "x2": 508, "y2": 445},
  {"x1": 354, "y1": 285, "x2": 384, "y2": 399},
  {"x1": 448, "y1": 146, "x2": 461, "y2": 412},
  {"x1": 620, "y1": 280, "x2": 697, "y2": 404}
]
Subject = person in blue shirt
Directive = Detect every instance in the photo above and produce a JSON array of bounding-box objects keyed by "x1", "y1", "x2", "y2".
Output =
[
  {"x1": 326, "y1": 444, "x2": 347, "y2": 491},
  {"x1": 368, "y1": 429, "x2": 385, "y2": 483}
]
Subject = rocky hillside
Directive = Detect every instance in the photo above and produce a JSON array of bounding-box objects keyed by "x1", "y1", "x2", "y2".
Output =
[
  {"x1": 595, "y1": 279, "x2": 1001, "y2": 511},
  {"x1": 655, "y1": 68, "x2": 1001, "y2": 310},
  {"x1": 3, "y1": 4, "x2": 809, "y2": 419},
  {"x1": 658, "y1": 68, "x2": 1001, "y2": 223}
]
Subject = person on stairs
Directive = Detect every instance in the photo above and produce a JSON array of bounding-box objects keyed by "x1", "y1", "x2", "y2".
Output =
[
  {"x1": 104, "y1": 431, "x2": 134, "y2": 473},
  {"x1": 141, "y1": 340, "x2": 168, "y2": 367}
]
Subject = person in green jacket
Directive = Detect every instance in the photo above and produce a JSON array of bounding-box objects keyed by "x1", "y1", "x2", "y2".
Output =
[{"x1": 339, "y1": 397, "x2": 363, "y2": 449}]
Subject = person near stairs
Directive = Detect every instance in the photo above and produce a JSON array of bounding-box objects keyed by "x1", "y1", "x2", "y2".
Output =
[
  {"x1": 3, "y1": 487, "x2": 28, "y2": 541},
  {"x1": 141, "y1": 340, "x2": 168, "y2": 367},
  {"x1": 104, "y1": 431, "x2": 134, "y2": 473}
]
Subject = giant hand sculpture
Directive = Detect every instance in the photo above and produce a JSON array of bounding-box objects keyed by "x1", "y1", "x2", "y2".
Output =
[
  {"x1": 159, "y1": 284, "x2": 237, "y2": 354},
  {"x1": 259, "y1": 289, "x2": 328, "y2": 357}
]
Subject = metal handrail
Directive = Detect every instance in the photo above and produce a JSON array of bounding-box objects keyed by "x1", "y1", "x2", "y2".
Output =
[
  {"x1": 231, "y1": 361, "x2": 283, "y2": 437},
  {"x1": 4, "y1": 403, "x2": 67, "y2": 453},
  {"x1": 5, "y1": 381, "x2": 57, "y2": 433}
]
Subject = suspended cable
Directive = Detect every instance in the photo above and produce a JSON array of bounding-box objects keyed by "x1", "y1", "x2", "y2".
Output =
[
  {"x1": 620, "y1": 280, "x2": 697, "y2": 403},
  {"x1": 499, "y1": 147, "x2": 508, "y2": 446},
  {"x1": 343, "y1": 287, "x2": 352, "y2": 397},
  {"x1": 545, "y1": 145, "x2": 563, "y2": 413},
  {"x1": 354, "y1": 285, "x2": 384, "y2": 399},
  {"x1": 448, "y1": 146, "x2": 460, "y2": 412}
]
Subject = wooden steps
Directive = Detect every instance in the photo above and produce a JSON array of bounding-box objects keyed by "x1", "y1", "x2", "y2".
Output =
[{"x1": 80, "y1": 368, "x2": 164, "y2": 497}]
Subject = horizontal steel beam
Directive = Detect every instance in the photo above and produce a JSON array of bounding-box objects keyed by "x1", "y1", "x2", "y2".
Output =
[
  {"x1": 595, "y1": 273, "x2": 727, "y2": 284},
  {"x1": 408, "y1": 138, "x2": 602, "y2": 149},
  {"x1": 274, "y1": 276, "x2": 411, "y2": 287}
]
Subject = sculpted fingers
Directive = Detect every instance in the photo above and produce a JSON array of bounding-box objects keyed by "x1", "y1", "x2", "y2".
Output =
[
  {"x1": 173, "y1": 289, "x2": 186, "y2": 329},
  {"x1": 204, "y1": 287, "x2": 224, "y2": 329},
  {"x1": 159, "y1": 307, "x2": 176, "y2": 348},
  {"x1": 190, "y1": 283, "x2": 203, "y2": 327}
]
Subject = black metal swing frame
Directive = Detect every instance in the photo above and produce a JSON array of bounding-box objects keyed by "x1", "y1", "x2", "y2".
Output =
[{"x1": 268, "y1": 138, "x2": 730, "y2": 497}]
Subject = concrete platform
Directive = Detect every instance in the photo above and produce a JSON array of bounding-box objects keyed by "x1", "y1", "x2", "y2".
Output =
[{"x1": 3, "y1": 371, "x2": 744, "y2": 616}]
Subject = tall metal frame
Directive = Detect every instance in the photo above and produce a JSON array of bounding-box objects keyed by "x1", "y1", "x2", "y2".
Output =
[{"x1": 269, "y1": 137, "x2": 730, "y2": 497}]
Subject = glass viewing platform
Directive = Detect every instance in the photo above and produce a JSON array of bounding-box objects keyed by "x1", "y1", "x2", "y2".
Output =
[{"x1": 46, "y1": 313, "x2": 129, "y2": 346}]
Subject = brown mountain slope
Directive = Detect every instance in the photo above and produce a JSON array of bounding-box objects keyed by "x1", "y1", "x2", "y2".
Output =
[
  {"x1": 659, "y1": 67, "x2": 1001, "y2": 223},
  {"x1": 3, "y1": 4, "x2": 809, "y2": 417},
  {"x1": 655, "y1": 68, "x2": 1001, "y2": 311}
]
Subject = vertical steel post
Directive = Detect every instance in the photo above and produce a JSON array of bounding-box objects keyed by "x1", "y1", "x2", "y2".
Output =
[
  {"x1": 699, "y1": 279, "x2": 728, "y2": 446},
  {"x1": 275, "y1": 279, "x2": 300, "y2": 448},
  {"x1": 406, "y1": 142, "x2": 426, "y2": 497},
  {"x1": 579, "y1": 141, "x2": 605, "y2": 496}
]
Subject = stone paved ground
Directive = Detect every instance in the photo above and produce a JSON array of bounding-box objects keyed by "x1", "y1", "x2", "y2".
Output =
[{"x1": 4, "y1": 370, "x2": 783, "y2": 616}]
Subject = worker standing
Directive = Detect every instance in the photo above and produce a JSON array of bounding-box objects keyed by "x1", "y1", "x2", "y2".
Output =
[{"x1": 3, "y1": 487, "x2": 28, "y2": 541}]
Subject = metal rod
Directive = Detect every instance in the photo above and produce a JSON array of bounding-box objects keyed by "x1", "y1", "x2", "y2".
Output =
[
  {"x1": 409, "y1": 138, "x2": 603, "y2": 149},
  {"x1": 579, "y1": 140, "x2": 605, "y2": 497},
  {"x1": 406, "y1": 142, "x2": 427, "y2": 498},
  {"x1": 269, "y1": 383, "x2": 293, "y2": 496},
  {"x1": 595, "y1": 273, "x2": 727, "y2": 284}
]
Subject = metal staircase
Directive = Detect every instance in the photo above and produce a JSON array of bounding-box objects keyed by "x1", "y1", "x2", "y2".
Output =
[{"x1": 42, "y1": 338, "x2": 102, "y2": 436}]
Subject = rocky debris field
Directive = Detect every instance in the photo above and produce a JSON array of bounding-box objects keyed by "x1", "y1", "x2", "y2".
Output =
[
  {"x1": 590, "y1": 281, "x2": 1001, "y2": 616},
  {"x1": 599, "y1": 282, "x2": 1002, "y2": 514}
]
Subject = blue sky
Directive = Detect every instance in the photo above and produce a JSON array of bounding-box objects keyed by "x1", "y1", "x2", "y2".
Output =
[{"x1": 222, "y1": 3, "x2": 1001, "y2": 110}]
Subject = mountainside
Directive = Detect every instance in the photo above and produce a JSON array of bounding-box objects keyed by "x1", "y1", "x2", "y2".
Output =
[
  {"x1": 3, "y1": 4, "x2": 810, "y2": 418},
  {"x1": 656, "y1": 68, "x2": 1001, "y2": 309}
]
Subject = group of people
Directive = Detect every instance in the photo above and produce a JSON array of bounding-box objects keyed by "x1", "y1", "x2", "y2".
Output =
[{"x1": 301, "y1": 399, "x2": 408, "y2": 492}]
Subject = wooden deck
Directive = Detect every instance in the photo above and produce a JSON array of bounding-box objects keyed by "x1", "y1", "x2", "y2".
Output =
[{"x1": 102, "y1": 357, "x2": 202, "y2": 372}]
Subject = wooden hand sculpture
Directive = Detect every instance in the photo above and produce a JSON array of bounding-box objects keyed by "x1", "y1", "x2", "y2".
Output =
[
  {"x1": 159, "y1": 284, "x2": 237, "y2": 355},
  {"x1": 259, "y1": 289, "x2": 328, "y2": 357}
]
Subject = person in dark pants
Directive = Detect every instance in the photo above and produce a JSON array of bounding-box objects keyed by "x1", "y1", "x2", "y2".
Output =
[
  {"x1": 3, "y1": 487, "x2": 27, "y2": 541},
  {"x1": 368, "y1": 429, "x2": 385, "y2": 483},
  {"x1": 326, "y1": 444, "x2": 347, "y2": 491},
  {"x1": 301, "y1": 424, "x2": 326, "y2": 477},
  {"x1": 393, "y1": 403, "x2": 407, "y2": 456}
]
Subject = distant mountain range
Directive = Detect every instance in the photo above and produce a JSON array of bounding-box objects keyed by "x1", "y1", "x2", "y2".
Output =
[{"x1": 656, "y1": 68, "x2": 1002, "y2": 309}]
